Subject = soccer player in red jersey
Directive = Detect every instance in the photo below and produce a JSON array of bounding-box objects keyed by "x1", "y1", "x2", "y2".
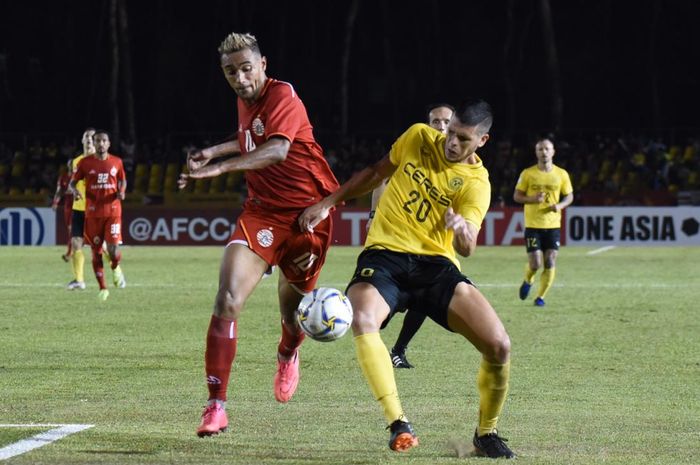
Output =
[
  {"x1": 177, "y1": 32, "x2": 339, "y2": 437},
  {"x1": 69, "y1": 130, "x2": 127, "y2": 301},
  {"x1": 52, "y1": 158, "x2": 75, "y2": 262}
]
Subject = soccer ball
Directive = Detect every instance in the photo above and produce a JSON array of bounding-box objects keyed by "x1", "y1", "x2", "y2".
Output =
[{"x1": 296, "y1": 287, "x2": 353, "y2": 342}]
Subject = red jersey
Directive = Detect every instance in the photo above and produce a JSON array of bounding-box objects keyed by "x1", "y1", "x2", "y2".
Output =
[
  {"x1": 237, "y1": 78, "x2": 339, "y2": 211},
  {"x1": 72, "y1": 154, "x2": 126, "y2": 218}
]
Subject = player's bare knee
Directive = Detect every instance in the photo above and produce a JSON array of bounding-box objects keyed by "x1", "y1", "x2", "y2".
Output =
[
  {"x1": 351, "y1": 307, "x2": 381, "y2": 334},
  {"x1": 485, "y1": 333, "x2": 511, "y2": 364},
  {"x1": 215, "y1": 290, "x2": 244, "y2": 320}
]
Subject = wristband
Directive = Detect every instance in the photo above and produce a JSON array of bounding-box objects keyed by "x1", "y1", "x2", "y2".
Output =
[{"x1": 368, "y1": 210, "x2": 375, "y2": 219}]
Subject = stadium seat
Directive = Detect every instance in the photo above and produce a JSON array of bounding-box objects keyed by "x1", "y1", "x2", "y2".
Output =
[
  {"x1": 10, "y1": 160, "x2": 25, "y2": 178},
  {"x1": 147, "y1": 163, "x2": 164, "y2": 194},
  {"x1": 668, "y1": 145, "x2": 681, "y2": 161},
  {"x1": 683, "y1": 145, "x2": 696, "y2": 162},
  {"x1": 577, "y1": 171, "x2": 591, "y2": 190},
  {"x1": 163, "y1": 163, "x2": 179, "y2": 192},
  {"x1": 687, "y1": 171, "x2": 699, "y2": 189},
  {"x1": 133, "y1": 163, "x2": 149, "y2": 194},
  {"x1": 209, "y1": 174, "x2": 225, "y2": 194},
  {"x1": 193, "y1": 178, "x2": 210, "y2": 194},
  {"x1": 225, "y1": 171, "x2": 242, "y2": 192}
]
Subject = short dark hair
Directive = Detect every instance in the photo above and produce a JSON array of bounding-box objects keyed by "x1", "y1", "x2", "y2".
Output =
[
  {"x1": 425, "y1": 102, "x2": 455, "y2": 119},
  {"x1": 94, "y1": 129, "x2": 110, "y2": 139},
  {"x1": 454, "y1": 99, "x2": 493, "y2": 134}
]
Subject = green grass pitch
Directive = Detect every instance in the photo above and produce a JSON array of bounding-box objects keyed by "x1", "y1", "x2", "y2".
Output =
[{"x1": 1, "y1": 245, "x2": 699, "y2": 464}]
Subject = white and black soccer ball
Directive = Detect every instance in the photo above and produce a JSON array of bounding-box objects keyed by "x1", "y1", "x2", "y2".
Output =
[{"x1": 296, "y1": 287, "x2": 353, "y2": 342}]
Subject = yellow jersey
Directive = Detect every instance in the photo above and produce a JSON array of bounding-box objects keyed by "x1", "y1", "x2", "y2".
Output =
[
  {"x1": 515, "y1": 164, "x2": 573, "y2": 229},
  {"x1": 365, "y1": 123, "x2": 491, "y2": 269},
  {"x1": 71, "y1": 153, "x2": 88, "y2": 212}
]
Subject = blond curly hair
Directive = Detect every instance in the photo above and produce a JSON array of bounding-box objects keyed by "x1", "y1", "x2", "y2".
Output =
[{"x1": 218, "y1": 32, "x2": 260, "y2": 55}]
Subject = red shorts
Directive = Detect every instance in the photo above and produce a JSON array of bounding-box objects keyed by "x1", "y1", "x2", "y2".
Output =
[
  {"x1": 229, "y1": 209, "x2": 333, "y2": 293},
  {"x1": 84, "y1": 216, "x2": 123, "y2": 248}
]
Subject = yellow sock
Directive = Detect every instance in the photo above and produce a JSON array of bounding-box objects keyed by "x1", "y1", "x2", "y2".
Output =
[
  {"x1": 74, "y1": 249, "x2": 85, "y2": 282},
  {"x1": 477, "y1": 359, "x2": 510, "y2": 436},
  {"x1": 538, "y1": 267, "x2": 556, "y2": 298},
  {"x1": 70, "y1": 250, "x2": 78, "y2": 280},
  {"x1": 524, "y1": 263, "x2": 537, "y2": 284},
  {"x1": 354, "y1": 332, "x2": 405, "y2": 424}
]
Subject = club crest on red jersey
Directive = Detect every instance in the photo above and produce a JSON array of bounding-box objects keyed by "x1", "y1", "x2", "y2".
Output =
[
  {"x1": 110, "y1": 166, "x2": 118, "y2": 176},
  {"x1": 256, "y1": 228, "x2": 274, "y2": 248},
  {"x1": 252, "y1": 117, "x2": 265, "y2": 136}
]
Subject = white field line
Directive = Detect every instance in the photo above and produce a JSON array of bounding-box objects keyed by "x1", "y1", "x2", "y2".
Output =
[
  {"x1": 0, "y1": 280, "x2": 691, "y2": 290},
  {"x1": 586, "y1": 245, "x2": 616, "y2": 255},
  {"x1": 0, "y1": 424, "x2": 94, "y2": 461}
]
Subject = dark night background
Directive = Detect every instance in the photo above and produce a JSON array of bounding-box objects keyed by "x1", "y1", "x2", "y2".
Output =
[{"x1": 1, "y1": 0, "x2": 699, "y2": 203}]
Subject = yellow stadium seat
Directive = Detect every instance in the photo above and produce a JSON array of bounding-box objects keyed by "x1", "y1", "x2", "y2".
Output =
[
  {"x1": 10, "y1": 161, "x2": 25, "y2": 178},
  {"x1": 147, "y1": 163, "x2": 164, "y2": 194},
  {"x1": 687, "y1": 171, "x2": 699, "y2": 188},
  {"x1": 133, "y1": 163, "x2": 149, "y2": 194},
  {"x1": 668, "y1": 146, "x2": 681, "y2": 160},
  {"x1": 683, "y1": 145, "x2": 696, "y2": 162},
  {"x1": 209, "y1": 175, "x2": 225, "y2": 194},
  {"x1": 225, "y1": 172, "x2": 242, "y2": 192},
  {"x1": 162, "y1": 163, "x2": 180, "y2": 192},
  {"x1": 193, "y1": 178, "x2": 210, "y2": 194},
  {"x1": 578, "y1": 172, "x2": 591, "y2": 189}
]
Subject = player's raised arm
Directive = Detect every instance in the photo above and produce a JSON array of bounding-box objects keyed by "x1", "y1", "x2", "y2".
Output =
[{"x1": 299, "y1": 154, "x2": 397, "y2": 232}]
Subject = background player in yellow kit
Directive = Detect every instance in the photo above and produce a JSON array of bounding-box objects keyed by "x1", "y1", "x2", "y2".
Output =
[
  {"x1": 513, "y1": 137, "x2": 574, "y2": 306},
  {"x1": 66, "y1": 128, "x2": 95, "y2": 290}
]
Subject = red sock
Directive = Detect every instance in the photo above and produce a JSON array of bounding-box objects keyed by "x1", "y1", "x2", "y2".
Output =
[
  {"x1": 91, "y1": 248, "x2": 107, "y2": 289},
  {"x1": 110, "y1": 249, "x2": 121, "y2": 269},
  {"x1": 205, "y1": 315, "x2": 238, "y2": 401},
  {"x1": 278, "y1": 320, "x2": 305, "y2": 359}
]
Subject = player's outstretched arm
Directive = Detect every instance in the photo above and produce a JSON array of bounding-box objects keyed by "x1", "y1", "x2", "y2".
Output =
[
  {"x1": 178, "y1": 137, "x2": 289, "y2": 190},
  {"x1": 299, "y1": 154, "x2": 396, "y2": 232},
  {"x1": 187, "y1": 139, "x2": 241, "y2": 172}
]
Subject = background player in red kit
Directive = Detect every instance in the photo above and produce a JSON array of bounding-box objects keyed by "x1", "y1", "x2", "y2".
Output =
[
  {"x1": 52, "y1": 158, "x2": 74, "y2": 262},
  {"x1": 177, "y1": 32, "x2": 339, "y2": 437},
  {"x1": 69, "y1": 130, "x2": 127, "y2": 301}
]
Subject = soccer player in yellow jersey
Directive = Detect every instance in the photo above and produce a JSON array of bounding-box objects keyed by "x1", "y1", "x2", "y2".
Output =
[
  {"x1": 66, "y1": 128, "x2": 95, "y2": 290},
  {"x1": 513, "y1": 137, "x2": 573, "y2": 307},
  {"x1": 299, "y1": 99, "x2": 515, "y2": 458},
  {"x1": 369, "y1": 103, "x2": 455, "y2": 369}
]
